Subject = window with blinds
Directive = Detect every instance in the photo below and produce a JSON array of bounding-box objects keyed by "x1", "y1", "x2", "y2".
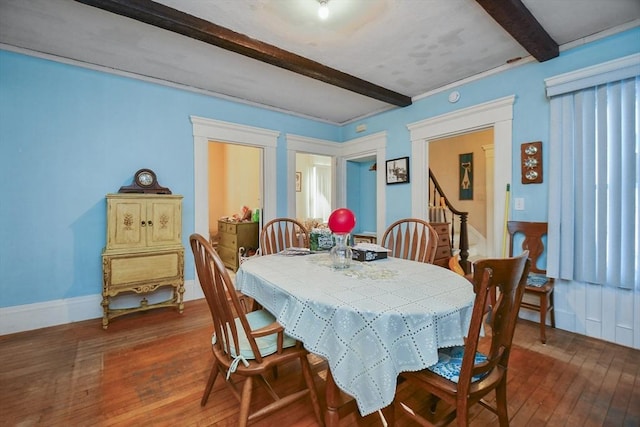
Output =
[{"x1": 545, "y1": 54, "x2": 639, "y2": 290}]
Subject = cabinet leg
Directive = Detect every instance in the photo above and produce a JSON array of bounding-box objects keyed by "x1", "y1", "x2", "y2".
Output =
[
  {"x1": 177, "y1": 284, "x2": 185, "y2": 313},
  {"x1": 101, "y1": 295, "x2": 110, "y2": 329}
]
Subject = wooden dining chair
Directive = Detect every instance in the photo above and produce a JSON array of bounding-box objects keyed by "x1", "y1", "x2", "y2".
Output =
[
  {"x1": 260, "y1": 218, "x2": 309, "y2": 255},
  {"x1": 189, "y1": 233, "x2": 323, "y2": 427},
  {"x1": 380, "y1": 218, "x2": 439, "y2": 263},
  {"x1": 507, "y1": 221, "x2": 556, "y2": 343},
  {"x1": 392, "y1": 251, "x2": 530, "y2": 427}
]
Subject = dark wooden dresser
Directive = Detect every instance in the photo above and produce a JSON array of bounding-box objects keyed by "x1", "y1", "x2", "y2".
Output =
[{"x1": 430, "y1": 222, "x2": 452, "y2": 268}]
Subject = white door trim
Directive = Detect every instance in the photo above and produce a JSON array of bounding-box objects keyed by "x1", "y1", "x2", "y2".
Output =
[
  {"x1": 191, "y1": 116, "x2": 279, "y2": 238},
  {"x1": 408, "y1": 95, "x2": 515, "y2": 257},
  {"x1": 339, "y1": 132, "x2": 387, "y2": 241},
  {"x1": 286, "y1": 134, "x2": 340, "y2": 219}
]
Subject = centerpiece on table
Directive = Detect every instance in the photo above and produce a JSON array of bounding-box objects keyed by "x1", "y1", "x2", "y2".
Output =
[{"x1": 327, "y1": 208, "x2": 356, "y2": 269}]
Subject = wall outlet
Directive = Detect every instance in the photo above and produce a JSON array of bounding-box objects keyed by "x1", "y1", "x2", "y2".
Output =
[{"x1": 514, "y1": 197, "x2": 525, "y2": 210}]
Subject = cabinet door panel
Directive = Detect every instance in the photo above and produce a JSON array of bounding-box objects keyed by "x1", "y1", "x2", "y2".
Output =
[
  {"x1": 108, "y1": 201, "x2": 146, "y2": 250},
  {"x1": 147, "y1": 200, "x2": 182, "y2": 247}
]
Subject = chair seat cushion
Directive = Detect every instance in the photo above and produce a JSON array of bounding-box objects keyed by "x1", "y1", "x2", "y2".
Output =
[
  {"x1": 212, "y1": 309, "x2": 298, "y2": 360},
  {"x1": 427, "y1": 346, "x2": 488, "y2": 383},
  {"x1": 527, "y1": 273, "x2": 550, "y2": 287}
]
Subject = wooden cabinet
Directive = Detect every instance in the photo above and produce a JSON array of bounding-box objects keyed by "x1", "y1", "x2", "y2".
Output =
[
  {"x1": 430, "y1": 222, "x2": 452, "y2": 268},
  {"x1": 105, "y1": 195, "x2": 182, "y2": 251},
  {"x1": 217, "y1": 220, "x2": 259, "y2": 272},
  {"x1": 102, "y1": 194, "x2": 184, "y2": 329}
]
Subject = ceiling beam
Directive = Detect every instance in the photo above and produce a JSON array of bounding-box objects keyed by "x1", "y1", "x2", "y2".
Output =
[
  {"x1": 475, "y1": 0, "x2": 559, "y2": 62},
  {"x1": 74, "y1": 0, "x2": 412, "y2": 107}
]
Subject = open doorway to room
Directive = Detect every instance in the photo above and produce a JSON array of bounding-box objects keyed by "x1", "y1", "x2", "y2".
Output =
[
  {"x1": 286, "y1": 132, "x2": 386, "y2": 241},
  {"x1": 346, "y1": 157, "x2": 378, "y2": 242},
  {"x1": 208, "y1": 142, "x2": 262, "y2": 273},
  {"x1": 429, "y1": 129, "x2": 494, "y2": 261},
  {"x1": 193, "y1": 116, "x2": 278, "y2": 245},
  {"x1": 295, "y1": 152, "x2": 332, "y2": 228},
  {"x1": 209, "y1": 142, "x2": 261, "y2": 237},
  {"x1": 409, "y1": 96, "x2": 514, "y2": 260}
]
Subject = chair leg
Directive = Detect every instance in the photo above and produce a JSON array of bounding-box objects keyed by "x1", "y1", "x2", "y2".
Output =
[
  {"x1": 494, "y1": 379, "x2": 510, "y2": 427},
  {"x1": 201, "y1": 362, "x2": 220, "y2": 406},
  {"x1": 300, "y1": 355, "x2": 324, "y2": 426},
  {"x1": 456, "y1": 400, "x2": 470, "y2": 427},
  {"x1": 239, "y1": 377, "x2": 254, "y2": 427},
  {"x1": 430, "y1": 395, "x2": 439, "y2": 414},
  {"x1": 539, "y1": 294, "x2": 548, "y2": 344},
  {"x1": 549, "y1": 290, "x2": 556, "y2": 328},
  {"x1": 381, "y1": 404, "x2": 395, "y2": 426}
]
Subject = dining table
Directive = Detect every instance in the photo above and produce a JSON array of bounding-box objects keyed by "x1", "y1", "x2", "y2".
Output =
[{"x1": 235, "y1": 251, "x2": 475, "y2": 426}]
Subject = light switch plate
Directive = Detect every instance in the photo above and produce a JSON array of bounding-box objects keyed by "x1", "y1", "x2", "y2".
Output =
[{"x1": 514, "y1": 198, "x2": 525, "y2": 210}]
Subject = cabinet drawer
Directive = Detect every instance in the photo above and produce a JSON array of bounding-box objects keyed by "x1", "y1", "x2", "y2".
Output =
[
  {"x1": 434, "y1": 245, "x2": 451, "y2": 259},
  {"x1": 218, "y1": 232, "x2": 237, "y2": 248},
  {"x1": 217, "y1": 245, "x2": 237, "y2": 266},
  {"x1": 431, "y1": 223, "x2": 450, "y2": 234},
  {"x1": 437, "y1": 233, "x2": 450, "y2": 246},
  {"x1": 218, "y1": 221, "x2": 239, "y2": 234},
  {"x1": 433, "y1": 258, "x2": 449, "y2": 268},
  {"x1": 109, "y1": 252, "x2": 180, "y2": 286}
]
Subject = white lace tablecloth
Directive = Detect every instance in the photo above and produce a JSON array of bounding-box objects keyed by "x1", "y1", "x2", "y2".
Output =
[{"x1": 235, "y1": 253, "x2": 475, "y2": 416}]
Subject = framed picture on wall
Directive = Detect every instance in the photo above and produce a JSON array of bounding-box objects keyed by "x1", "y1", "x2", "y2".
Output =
[
  {"x1": 386, "y1": 157, "x2": 410, "y2": 184},
  {"x1": 295, "y1": 171, "x2": 302, "y2": 192},
  {"x1": 459, "y1": 152, "x2": 473, "y2": 200}
]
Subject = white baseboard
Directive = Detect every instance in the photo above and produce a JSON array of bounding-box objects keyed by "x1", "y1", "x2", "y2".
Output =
[{"x1": 0, "y1": 279, "x2": 203, "y2": 336}]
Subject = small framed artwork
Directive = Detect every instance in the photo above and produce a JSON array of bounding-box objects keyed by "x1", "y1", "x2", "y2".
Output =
[
  {"x1": 521, "y1": 141, "x2": 543, "y2": 184},
  {"x1": 386, "y1": 157, "x2": 410, "y2": 185},
  {"x1": 295, "y1": 171, "x2": 302, "y2": 192},
  {"x1": 459, "y1": 152, "x2": 473, "y2": 200}
]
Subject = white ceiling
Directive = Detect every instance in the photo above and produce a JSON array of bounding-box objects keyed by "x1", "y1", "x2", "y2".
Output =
[{"x1": 1, "y1": 0, "x2": 639, "y2": 124}]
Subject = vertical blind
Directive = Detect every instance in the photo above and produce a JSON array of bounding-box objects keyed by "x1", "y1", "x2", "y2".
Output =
[{"x1": 546, "y1": 55, "x2": 639, "y2": 290}]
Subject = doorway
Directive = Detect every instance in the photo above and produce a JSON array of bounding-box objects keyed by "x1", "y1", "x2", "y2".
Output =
[
  {"x1": 295, "y1": 152, "x2": 333, "y2": 224},
  {"x1": 209, "y1": 142, "x2": 261, "y2": 237},
  {"x1": 409, "y1": 95, "x2": 515, "y2": 258},
  {"x1": 346, "y1": 157, "x2": 377, "y2": 235},
  {"x1": 429, "y1": 129, "x2": 494, "y2": 259},
  {"x1": 192, "y1": 116, "x2": 278, "y2": 246}
]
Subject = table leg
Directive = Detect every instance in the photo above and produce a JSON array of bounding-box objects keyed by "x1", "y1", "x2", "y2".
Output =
[{"x1": 325, "y1": 369, "x2": 340, "y2": 427}]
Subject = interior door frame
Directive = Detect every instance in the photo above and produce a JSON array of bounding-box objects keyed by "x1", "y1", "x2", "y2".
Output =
[
  {"x1": 286, "y1": 134, "x2": 339, "y2": 219},
  {"x1": 191, "y1": 116, "x2": 278, "y2": 239},
  {"x1": 287, "y1": 132, "x2": 387, "y2": 240},
  {"x1": 337, "y1": 132, "x2": 387, "y2": 241},
  {"x1": 408, "y1": 95, "x2": 515, "y2": 257}
]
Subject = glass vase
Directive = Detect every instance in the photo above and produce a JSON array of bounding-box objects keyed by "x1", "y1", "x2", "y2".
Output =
[{"x1": 330, "y1": 233, "x2": 352, "y2": 269}]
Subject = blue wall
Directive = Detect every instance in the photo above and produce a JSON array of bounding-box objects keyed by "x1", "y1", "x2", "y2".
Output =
[
  {"x1": 0, "y1": 51, "x2": 338, "y2": 308},
  {"x1": 340, "y1": 27, "x2": 640, "y2": 223},
  {"x1": 1, "y1": 26, "x2": 638, "y2": 309},
  {"x1": 346, "y1": 160, "x2": 376, "y2": 233}
]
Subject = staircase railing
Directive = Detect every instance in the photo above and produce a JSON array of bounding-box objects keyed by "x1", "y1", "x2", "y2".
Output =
[{"x1": 428, "y1": 169, "x2": 470, "y2": 273}]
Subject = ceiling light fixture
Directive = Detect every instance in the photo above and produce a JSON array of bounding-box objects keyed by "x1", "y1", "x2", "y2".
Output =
[{"x1": 318, "y1": 0, "x2": 329, "y2": 20}]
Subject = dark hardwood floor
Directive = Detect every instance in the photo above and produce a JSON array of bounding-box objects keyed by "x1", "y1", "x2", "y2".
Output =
[{"x1": 1, "y1": 299, "x2": 638, "y2": 426}]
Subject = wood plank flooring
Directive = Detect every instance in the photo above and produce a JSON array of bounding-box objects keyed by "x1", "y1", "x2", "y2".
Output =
[{"x1": 1, "y1": 299, "x2": 638, "y2": 426}]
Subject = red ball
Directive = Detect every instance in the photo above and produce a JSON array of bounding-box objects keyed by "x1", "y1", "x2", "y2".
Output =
[{"x1": 328, "y1": 208, "x2": 356, "y2": 234}]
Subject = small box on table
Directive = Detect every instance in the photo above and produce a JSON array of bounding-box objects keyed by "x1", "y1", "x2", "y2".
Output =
[{"x1": 351, "y1": 243, "x2": 389, "y2": 262}]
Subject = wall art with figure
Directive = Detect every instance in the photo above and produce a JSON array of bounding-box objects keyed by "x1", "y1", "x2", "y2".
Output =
[{"x1": 459, "y1": 152, "x2": 473, "y2": 200}]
